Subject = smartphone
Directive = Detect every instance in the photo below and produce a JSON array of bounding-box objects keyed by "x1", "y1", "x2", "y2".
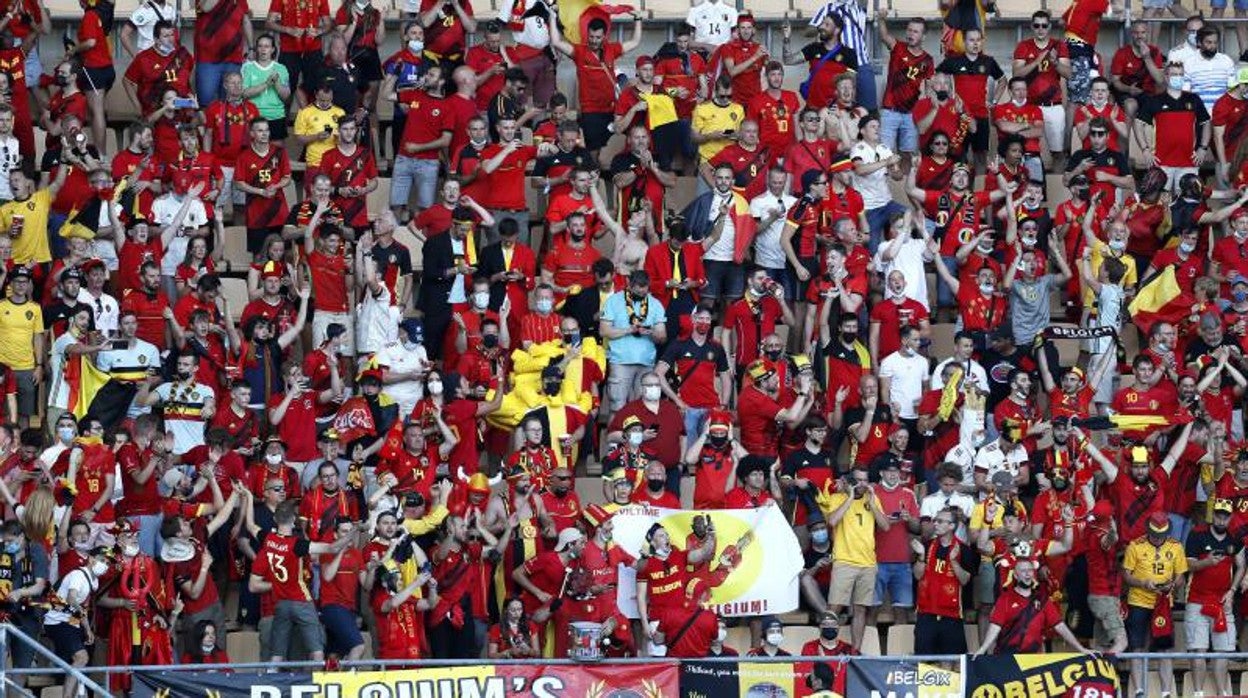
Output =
[{"x1": 172, "y1": 97, "x2": 196, "y2": 109}]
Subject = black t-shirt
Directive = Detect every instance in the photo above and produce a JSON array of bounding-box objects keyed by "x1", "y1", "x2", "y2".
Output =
[
  {"x1": 844, "y1": 405, "x2": 893, "y2": 430},
  {"x1": 979, "y1": 348, "x2": 1032, "y2": 412},
  {"x1": 1185, "y1": 527, "x2": 1243, "y2": 560},
  {"x1": 531, "y1": 146, "x2": 594, "y2": 178},
  {"x1": 782, "y1": 447, "x2": 836, "y2": 479},
  {"x1": 371, "y1": 240, "x2": 413, "y2": 279},
  {"x1": 800, "y1": 42, "x2": 858, "y2": 72},
  {"x1": 803, "y1": 544, "x2": 833, "y2": 572}
]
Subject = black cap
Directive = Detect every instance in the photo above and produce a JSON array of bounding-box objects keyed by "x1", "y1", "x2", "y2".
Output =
[
  {"x1": 403, "y1": 492, "x2": 426, "y2": 508},
  {"x1": 62, "y1": 267, "x2": 83, "y2": 282},
  {"x1": 9, "y1": 265, "x2": 31, "y2": 280}
]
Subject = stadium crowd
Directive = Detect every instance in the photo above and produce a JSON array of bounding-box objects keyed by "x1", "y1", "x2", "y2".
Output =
[{"x1": 2, "y1": 0, "x2": 1248, "y2": 694}]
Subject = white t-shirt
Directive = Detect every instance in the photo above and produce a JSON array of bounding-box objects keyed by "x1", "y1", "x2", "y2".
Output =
[
  {"x1": 973, "y1": 440, "x2": 1029, "y2": 485},
  {"x1": 90, "y1": 201, "x2": 123, "y2": 271},
  {"x1": 750, "y1": 190, "x2": 796, "y2": 269},
  {"x1": 0, "y1": 135, "x2": 19, "y2": 201},
  {"x1": 96, "y1": 338, "x2": 161, "y2": 418},
  {"x1": 356, "y1": 285, "x2": 399, "y2": 355},
  {"x1": 849, "y1": 141, "x2": 895, "y2": 209},
  {"x1": 152, "y1": 194, "x2": 208, "y2": 276},
  {"x1": 498, "y1": 0, "x2": 552, "y2": 49},
  {"x1": 687, "y1": 0, "x2": 737, "y2": 48},
  {"x1": 1182, "y1": 51, "x2": 1234, "y2": 112},
  {"x1": 375, "y1": 339, "x2": 428, "y2": 415},
  {"x1": 930, "y1": 357, "x2": 989, "y2": 392},
  {"x1": 703, "y1": 191, "x2": 737, "y2": 262},
  {"x1": 153, "y1": 381, "x2": 215, "y2": 455},
  {"x1": 873, "y1": 238, "x2": 931, "y2": 309},
  {"x1": 45, "y1": 567, "x2": 97, "y2": 626},
  {"x1": 130, "y1": 1, "x2": 178, "y2": 52},
  {"x1": 77, "y1": 289, "x2": 119, "y2": 337},
  {"x1": 48, "y1": 333, "x2": 79, "y2": 410},
  {"x1": 919, "y1": 490, "x2": 975, "y2": 541},
  {"x1": 878, "y1": 350, "x2": 929, "y2": 419}
]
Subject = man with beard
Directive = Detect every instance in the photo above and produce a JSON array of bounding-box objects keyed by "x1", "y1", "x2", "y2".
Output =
[
  {"x1": 512, "y1": 526, "x2": 586, "y2": 657},
  {"x1": 392, "y1": 65, "x2": 451, "y2": 218},
  {"x1": 780, "y1": 14, "x2": 855, "y2": 113},
  {"x1": 543, "y1": 211, "x2": 607, "y2": 300},
  {"x1": 914, "y1": 507, "x2": 973, "y2": 654},
  {"x1": 134, "y1": 353, "x2": 217, "y2": 456},
  {"x1": 739, "y1": 359, "x2": 814, "y2": 461},
  {"x1": 299, "y1": 460, "x2": 359, "y2": 544},
  {"x1": 1184, "y1": 499, "x2": 1243, "y2": 696},
  {"x1": 486, "y1": 466, "x2": 554, "y2": 602},
  {"x1": 614, "y1": 56, "x2": 682, "y2": 171},
  {"x1": 1084, "y1": 425, "x2": 1193, "y2": 543},
  {"x1": 376, "y1": 417, "x2": 457, "y2": 502},
  {"x1": 974, "y1": 557, "x2": 1089, "y2": 655},
  {"x1": 428, "y1": 513, "x2": 506, "y2": 659},
  {"x1": 120, "y1": 261, "x2": 172, "y2": 352},
  {"x1": 719, "y1": 13, "x2": 767, "y2": 107},
  {"x1": 610, "y1": 126, "x2": 675, "y2": 233},
  {"x1": 548, "y1": 10, "x2": 644, "y2": 157}
]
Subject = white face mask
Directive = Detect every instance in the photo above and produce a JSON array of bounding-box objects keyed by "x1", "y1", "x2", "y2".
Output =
[
  {"x1": 649, "y1": 642, "x2": 668, "y2": 657},
  {"x1": 1012, "y1": 97, "x2": 1026, "y2": 107},
  {"x1": 89, "y1": 560, "x2": 108, "y2": 577},
  {"x1": 1021, "y1": 236, "x2": 1037, "y2": 247},
  {"x1": 643, "y1": 385, "x2": 661, "y2": 402},
  {"x1": 628, "y1": 432, "x2": 645, "y2": 447},
  {"x1": 427, "y1": 380, "x2": 444, "y2": 396},
  {"x1": 122, "y1": 543, "x2": 140, "y2": 558},
  {"x1": 73, "y1": 541, "x2": 92, "y2": 553},
  {"x1": 472, "y1": 291, "x2": 489, "y2": 310},
  {"x1": 265, "y1": 453, "x2": 283, "y2": 466},
  {"x1": 979, "y1": 282, "x2": 995, "y2": 295},
  {"x1": 201, "y1": 642, "x2": 216, "y2": 654},
  {"x1": 408, "y1": 40, "x2": 424, "y2": 54},
  {"x1": 766, "y1": 631, "x2": 784, "y2": 646}
]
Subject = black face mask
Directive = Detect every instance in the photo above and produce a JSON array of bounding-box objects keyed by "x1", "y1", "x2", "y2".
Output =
[
  {"x1": 630, "y1": 291, "x2": 647, "y2": 302},
  {"x1": 934, "y1": 90, "x2": 949, "y2": 101},
  {"x1": 177, "y1": 370, "x2": 193, "y2": 381},
  {"x1": 647, "y1": 478, "x2": 665, "y2": 492},
  {"x1": 482, "y1": 334, "x2": 499, "y2": 348},
  {"x1": 708, "y1": 435, "x2": 728, "y2": 448},
  {"x1": 820, "y1": 627, "x2": 838, "y2": 641},
  {"x1": 562, "y1": 333, "x2": 579, "y2": 345},
  {"x1": 764, "y1": 349, "x2": 782, "y2": 361},
  {"x1": 1052, "y1": 478, "x2": 1069, "y2": 492},
  {"x1": 841, "y1": 332, "x2": 857, "y2": 344},
  {"x1": 570, "y1": 231, "x2": 586, "y2": 242},
  {"x1": 544, "y1": 381, "x2": 562, "y2": 394}
]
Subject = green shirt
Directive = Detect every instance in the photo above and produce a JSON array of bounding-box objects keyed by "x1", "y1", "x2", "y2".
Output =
[{"x1": 241, "y1": 60, "x2": 290, "y2": 121}]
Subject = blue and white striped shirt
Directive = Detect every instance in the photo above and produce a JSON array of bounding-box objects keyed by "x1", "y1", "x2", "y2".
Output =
[{"x1": 812, "y1": 0, "x2": 870, "y2": 63}]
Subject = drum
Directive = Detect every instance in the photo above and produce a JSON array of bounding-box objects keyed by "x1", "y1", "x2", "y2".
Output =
[{"x1": 569, "y1": 621, "x2": 603, "y2": 661}]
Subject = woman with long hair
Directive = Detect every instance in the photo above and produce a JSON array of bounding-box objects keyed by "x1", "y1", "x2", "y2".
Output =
[
  {"x1": 175, "y1": 236, "x2": 216, "y2": 299},
  {"x1": 180, "y1": 619, "x2": 231, "y2": 667},
  {"x1": 487, "y1": 596, "x2": 540, "y2": 658}
]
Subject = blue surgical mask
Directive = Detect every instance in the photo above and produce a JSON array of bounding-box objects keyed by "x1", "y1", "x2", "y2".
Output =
[
  {"x1": 1108, "y1": 239, "x2": 1127, "y2": 253},
  {"x1": 4, "y1": 541, "x2": 20, "y2": 555},
  {"x1": 1179, "y1": 240, "x2": 1196, "y2": 254},
  {"x1": 811, "y1": 529, "x2": 829, "y2": 545},
  {"x1": 1234, "y1": 290, "x2": 1248, "y2": 303},
  {"x1": 57, "y1": 427, "x2": 75, "y2": 444},
  {"x1": 1168, "y1": 75, "x2": 1185, "y2": 92},
  {"x1": 536, "y1": 298, "x2": 554, "y2": 314},
  {"x1": 408, "y1": 40, "x2": 424, "y2": 54}
]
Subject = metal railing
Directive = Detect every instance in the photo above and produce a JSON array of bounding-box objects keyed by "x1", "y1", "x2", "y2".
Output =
[
  {"x1": 4, "y1": 635, "x2": 1248, "y2": 698},
  {"x1": 0, "y1": 623, "x2": 113, "y2": 698}
]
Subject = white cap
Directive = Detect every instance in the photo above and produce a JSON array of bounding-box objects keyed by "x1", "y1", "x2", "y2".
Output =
[{"x1": 554, "y1": 527, "x2": 585, "y2": 552}]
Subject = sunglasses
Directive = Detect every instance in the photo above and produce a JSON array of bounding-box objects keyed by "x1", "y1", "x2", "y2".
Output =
[
  {"x1": 1033, "y1": 22, "x2": 1049, "y2": 28},
  {"x1": 1090, "y1": 130, "x2": 1107, "y2": 136}
]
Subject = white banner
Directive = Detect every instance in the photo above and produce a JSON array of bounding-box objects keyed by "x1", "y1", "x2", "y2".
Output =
[{"x1": 610, "y1": 504, "x2": 804, "y2": 618}]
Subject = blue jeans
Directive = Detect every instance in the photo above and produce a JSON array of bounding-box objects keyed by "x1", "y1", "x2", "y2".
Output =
[
  {"x1": 1168, "y1": 512, "x2": 1192, "y2": 545},
  {"x1": 196, "y1": 62, "x2": 241, "y2": 106},
  {"x1": 684, "y1": 407, "x2": 708, "y2": 449},
  {"x1": 392, "y1": 156, "x2": 440, "y2": 210},
  {"x1": 937, "y1": 255, "x2": 959, "y2": 308},
  {"x1": 865, "y1": 201, "x2": 907, "y2": 255},
  {"x1": 856, "y1": 62, "x2": 879, "y2": 112},
  {"x1": 880, "y1": 108, "x2": 918, "y2": 153},
  {"x1": 135, "y1": 513, "x2": 162, "y2": 558},
  {"x1": 874, "y1": 561, "x2": 915, "y2": 607}
]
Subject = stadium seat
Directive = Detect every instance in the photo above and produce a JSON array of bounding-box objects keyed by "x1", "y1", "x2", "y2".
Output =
[
  {"x1": 645, "y1": 0, "x2": 690, "y2": 21},
  {"x1": 392, "y1": 224, "x2": 424, "y2": 271},
  {"x1": 726, "y1": 625, "x2": 754, "y2": 654},
  {"x1": 991, "y1": 0, "x2": 1037, "y2": 18},
  {"x1": 927, "y1": 322, "x2": 957, "y2": 359},
  {"x1": 105, "y1": 87, "x2": 140, "y2": 125},
  {"x1": 219, "y1": 277, "x2": 249, "y2": 321},
  {"x1": 778, "y1": 624, "x2": 819, "y2": 655},
  {"x1": 886, "y1": 623, "x2": 914, "y2": 655},
  {"x1": 221, "y1": 226, "x2": 253, "y2": 269},
  {"x1": 39, "y1": 686, "x2": 64, "y2": 698},
  {"x1": 367, "y1": 178, "x2": 391, "y2": 220},
  {"x1": 104, "y1": 128, "x2": 119, "y2": 157},
  {"x1": 883, "y1": 0, "x2": 931, "y2": 18},
  {"x1": 227, "y1": 630, "x2": 261, "y2": 664},
  {"x1": 282, "y1": 180, "x2": 300, "y2": 209}
]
